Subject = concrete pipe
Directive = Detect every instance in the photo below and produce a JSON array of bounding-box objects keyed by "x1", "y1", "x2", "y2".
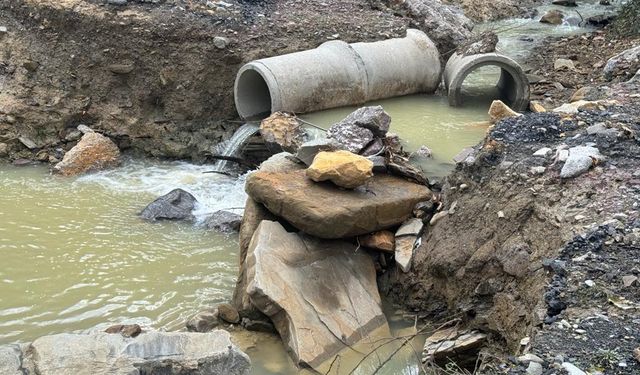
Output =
[
  {"x1": 234, "y1": 29, "x2": 442, "y2": 119},
  {"x1": 443, "y1": 52, "x2": 530, "y2": 112}
]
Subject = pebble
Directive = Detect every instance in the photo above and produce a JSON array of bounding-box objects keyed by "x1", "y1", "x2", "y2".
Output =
[
  {"x1": 107, "y1": 0, "x2": 128, "y2": 4},
  {"x1": 574, "y1": 328, "x2": 586, "y2": 334},
  {"x1": 584, "y1": 279, "x2": 595, "y2": 287},
  {"x1": 562, "y1": 362, "x2": 587, "y2": 375},
  {"x1": 518, "y1": 353, "x2": 544, "y2": 364},
  {"x1": 429, "y1": 211, "x2": 448, "y2": 226},
  {"x1": 497, "y1": 211, "x2": 505, "y2": 218},
  {"x1": 213, "y1": 36, "x2": 230, "y2": 49},
  {"x1": 533, "y1": 147, "x2": 552, "y2": 157},
  {"x1": 520, "y1": 337, "x2": 530, "y2": 346},
  {"x1": 526, "y1": 361, "x2": 543, "y2": 375},
  {"x1": 530, "y1": 166, "x2": 546, "y2": 175},
  {"x1": 622, "y1": 275, "x2": 638, "y2": 287}
]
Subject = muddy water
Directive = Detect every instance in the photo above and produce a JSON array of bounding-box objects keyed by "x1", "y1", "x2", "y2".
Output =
[{"x1": 0, "y1": 2, "x2": 608, "y2": 374}]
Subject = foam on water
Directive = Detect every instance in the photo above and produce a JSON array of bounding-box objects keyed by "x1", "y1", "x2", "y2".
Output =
[{"x1": 75, "y1": 159, "x2": 249, "y2": 222}]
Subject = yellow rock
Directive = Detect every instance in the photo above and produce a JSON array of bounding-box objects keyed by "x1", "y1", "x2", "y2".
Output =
[
  {"x1": 488, "y1": 100, "x2": 520, "y2": 124},
  {"x1": 570, "y1": 86, "x2": 592, "y2": 102},
  {"x1": 529, "y1": 101, "x2": 546, "y2": 113},
  {"x1": 53, "y1": 132, "x2": 120, "y2": 176},
  {"x1": 358, "y1": 230, "x2": 395, "y2": 253},
  {"x1": 260, "y1": 112, "x2": 306, "y2": 152},
  {"x1": 306, "y1": 150, "x2": 373, "y2": 189}
]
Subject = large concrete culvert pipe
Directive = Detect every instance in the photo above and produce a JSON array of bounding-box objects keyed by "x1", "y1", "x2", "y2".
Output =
[
  {"x1": 234, "y1": 29, "x2": 442, "y2": 119},
  {"x1": 443, "y1": 52, "x2": 530, "y2": 112}
]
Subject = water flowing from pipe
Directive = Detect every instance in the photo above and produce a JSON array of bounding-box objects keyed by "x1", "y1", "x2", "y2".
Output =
[{"x1": 212, "y1": 123, "x2": 260, "y2": 172}]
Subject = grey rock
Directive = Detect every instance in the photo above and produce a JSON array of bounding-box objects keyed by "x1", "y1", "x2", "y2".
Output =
[
  {"x1": 395, "y1": 218, "x2": 424, "y2": 273},
  {"x1": 0, "y1": 143, "x2": 8, "y2": 156},
  {"x1": 387, "y1": 0, "x2": 472, "y2": 53},
  {"x1": 367, "y1": 155, "x2": 387, "y2": 173},
  {"x1": 552, "y1": 0, "x2": 576, "y2": 6},
  {"x1": 337, "y1": 106, "x2": 391, "y2": 137},
  {"x1": 586, "y1": 123, "x2": 618, "y2": 137},
  {"x1": 604, "y1": 44, "x2": 640, "y2": 81},
  {"x1": 560, "y1": 146, "x2": 603, "y2": 178},
  {"x1": 519, "y1": 353, "x2": 544, "y2": 364},
  {"x1": 526, "y1": 361, "x2": 543, "y2": 375},
  {"x1": 26, "y1": 330, "x2": 251, "y2": 375},
  {"x1": 187, "y1": 309, "x2": 220, "y2": 332},
  {"x1": 140, "y1": 189, "x2": 198, "y2": 221},
  {"x1": 452, "y1": 147, "x2": 475, "y2": 164},
  {"x1": 245, "y1": 220, "x2": 389, "y2": 369},
  {"x1": 107, "y1": 0, "x2": 128, "y2": 4},
  {"x1": 360, "y1": 137, "x2": 385, "y2": 157},
  {"x1": 213, "y1": 36, "x2": 230, "y2": 49},
  {"x1": 65, "y1": 130, "x2": 83, "y2": 142},
  {"x1": 0, "y1": 345, "x2": 23, "y2": 375},
  {"x1": 0, "y1": 26, "x2": 7, "y2": 35},
  {"x1": 18, "y1": 136, "x2": 38, "y2": 149},
  {"x1": 77, "y1": 124, "x2": 94, "y2": 134},
  {"x1": 295, "y1": 138, "x2": 339, "y2": 166},
  {"x1": 259, "y1": 152, "x2": 303, "y2": 173},
  {"x1": 562, "y1": 362, "x2": 587, "y2": 375},
  {"x1": 327, "y1": 122, "x2": 374, "y2": 154},
  {"x1": 240, "y1": 318, "x2": 276, "y2": 333},
  {"x1": 217, "y1": 303, "x2": 240, "y2": 324},
  {"x1": 205, "y1": 210, "x2": 242, "y2": 233}
]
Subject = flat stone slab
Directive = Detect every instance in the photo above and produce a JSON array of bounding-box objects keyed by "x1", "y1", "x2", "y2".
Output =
[
  {"x1": 246, "y1": 220, "x2": 389, "y2": 369},
  {"x1": 245, "y1": 169, "x2": 431, "y2": 239},
  {"x1": 22, "y1": 330, "x2": 250, "y2": 375}
]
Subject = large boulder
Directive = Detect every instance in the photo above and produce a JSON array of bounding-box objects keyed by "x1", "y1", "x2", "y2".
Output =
[
  {"x1": 21, "y1": 330, "x2": 250, "y2": 375},
  {"x1": 245, "y1": 169, "x2": 432, "y2": 239},
  {"x1": 260, "y1": 112, "x2": 307, "y2": 153},
  {"x1": 603, "y1": 44, "x2": 640, "y2": 81},
  {"x1": 540, "y1": 10, "x2": 565, "y2": 25},
  {"x1": 384, "y1": 0, "x2": 472, "y2": 54},
  {"x1": 140, "y1": 189, "x2": 198, "y2": 221},
  {"x1": 306, "y1": 150, "x2": 373, "y2": 189},
  {"x1": 53, "y1": 132, "x2": 120, "y2": 176},
  {"x1": 245, "y1": 220, "x2": 389, "y2": 369}
]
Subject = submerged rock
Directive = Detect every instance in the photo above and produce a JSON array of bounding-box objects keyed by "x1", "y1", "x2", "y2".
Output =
[
  {"x1": 245, "y1": 220, "x2": 388, "y2": 369},
  {"x1": 205, "y1": 210, "x2": 242, "y2": 233},
  {"x1": 140, "y1": 188, "x2": 197, "y2": 221},
  {"x1": 540, "y1": 10, "x2": 564, "y2": 25},
  {"x1": 22, "y1": 330, "x2": 251, "y2": 375},
  {"x1": 246, "y1": 169, "x2": 432, "y2": 239},
  {"x1": 186, "y1": 309, "x2": 220, "y2": 332},
  {"x1": 306, "y1": 150, "x2": 373, "y2": 189},
  {"x1": 53, "y1": 132, "x2": 120, "y2": 176},
  {"x1": 104, "y1": 324, "x2": 141, "y2": 338}
]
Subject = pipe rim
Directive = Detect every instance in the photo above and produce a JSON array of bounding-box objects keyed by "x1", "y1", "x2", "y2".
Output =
[
  {"x1": 445, "y1": 53, "x2": 530, "y2": 112},
  {"x1": 234, "y1": 62, "x2": 281, "y2": 120}
]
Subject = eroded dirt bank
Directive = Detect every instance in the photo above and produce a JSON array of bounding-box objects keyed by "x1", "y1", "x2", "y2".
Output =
[
  {"x1": 0, "y1": 0, "x2": 416, "y2": 162},
  {"x1": 384, "y1": 32, "x2": 640, "y2": 371}
]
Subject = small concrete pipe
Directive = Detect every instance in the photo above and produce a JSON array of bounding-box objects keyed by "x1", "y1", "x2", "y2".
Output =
[
  {"x1": 234, "y1": 29, "x2": 442, "y2": 119},
  {"x1": 443, "y1": 52, "x2": 530, "y2": 112}
]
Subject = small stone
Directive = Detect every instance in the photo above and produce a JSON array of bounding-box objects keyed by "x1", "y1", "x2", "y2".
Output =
[
  {"x1": 540, "y1": 10, "x2": 564, "y2": 24},
  {"x1": 560, "y1": 146, "x2": 603, "y2": 179},
  {"x1": 0, "y1": 143, "x2": 8, "y2": 156},
  {"x1": 0, "y1": 26, "x2": 7, "y2": 35},
  {"x1": 217, "y1": 303, "x2": 240, "y2": 324},
  {"x1": 633, "y1": 347, "x2": 640, "y2": 363},
  {"x1": 453, "y1": 147, "x2": 475, "y2": 164},
  {"x1": 562, "y1": 362, "x2": 587, "y2": 375},
  {"x1": 488, "y1": 100, "x2": 520, "y2": 123},
  {"x1": 213, "y1": 36, "x2": 230, "y2": 49},
  {"x1": 414, "y1": 145, "x2": 432, "y2": 158},
  {"x1": 497, "y1": 211, "x2": 505, "y2": 218},
  {"x1": 18, "y1": 136, "x2": 38, "y2": 149},
  {"x1": 459, "y1": 183, "x2": 468, "y2": 191},
  {"x1": 107, "y1": 0, "x2": 128, "y2": 4},
  {"x1": 429, "y1": 211, "x2": 448, "y2": 225},
  {"x1": 622, "y1": 275, "x2": 638, "y2": 287},
  {"x1": 552, "y1": 0, "x2": 577, "y2": 6},
  {"x1": 519, "y1": 354, "x2": 544, "y2": 364},
  {"x1": 570, "y1": 87, "x2": 592, "y2": 102},
  {"x1": 554, "y1": 58, "x2": 576, "y2": 71},
  {"x1": 529, "y1": 101, "x2": 546, "y2": 113},
  {"x1": 574, "y1": 328, "x2": 586, "y2": 334},
  {"x1": 306, "y1": 150, "x2": 373, "y2": 189},
  {"x1": 23, "y1": 60, "x2": 39, "y2": 72},
  {"x1": 241, "y1": 317, "x2": 277, "y2": 333},
  {"x1": 574, "y1": 214, "x2": 586, "y2": 221},
  {"x1": 530, "y1": 166, "x2": 546, "y2": 175},
  {"x1": 358, "y1": 231, "x2": 395, "y2": 253},
  {"x1": 187, "y1": 309, "x2": 219, "y2": 332},
  {"x1": 77, "y1": 124, "x2": 94, "y2": 134},
  {"x1": 533, "y1": 147, "x2": 552, "y2": 157},
  {"x1": 520, "y1": 337, "x2": 530, "y2": 346},
  {"x1": 585, "y1": 280, "x2": 595, "y2": 287},
  {"x1": 108, "y1": 64, "x2": 134, "y2": 74},
  {"x1": 526, "y1": 361, "x2": 543, "y2": 375},
  {"x1": 204, "y1": 210, "x2": 242, "y2": 233},
  {"x1": 104, "y1": 324, "x2": 142, "y2": 338},
  {"x1": 296, "y1": 139, "x2": 339, "y2": 166},
  {"x1": 260, "y1": 112, "x2": 307, "y2": 153}
]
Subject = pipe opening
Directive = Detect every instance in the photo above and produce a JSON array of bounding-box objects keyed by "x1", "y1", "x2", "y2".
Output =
[
  {"x1": 235, "y1": 68, "x2": 272, "y2": 120},
  {"x1": 458, "y1": 64, "x2": 518, "y2": 108}
]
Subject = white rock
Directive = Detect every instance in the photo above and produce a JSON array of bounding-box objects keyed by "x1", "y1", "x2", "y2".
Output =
[
  {"x1": 526, "y1": 361, "x2": 543, "y2": 375},
  {"x1": 562, "y1": 362, "x2": 587, "y2": 375},
  {"x1": 560, "y1": 146, "x2": 603, "y2": 179},
  {"x1": 533, "y1": 147, "x2": 552, "y2": 157},
  {"x1": 519, "y1": 353, "x2": 544, "y2": 364},
  {"x1": 585, "y1": 279, "x2": 595, "y2": 287}
]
